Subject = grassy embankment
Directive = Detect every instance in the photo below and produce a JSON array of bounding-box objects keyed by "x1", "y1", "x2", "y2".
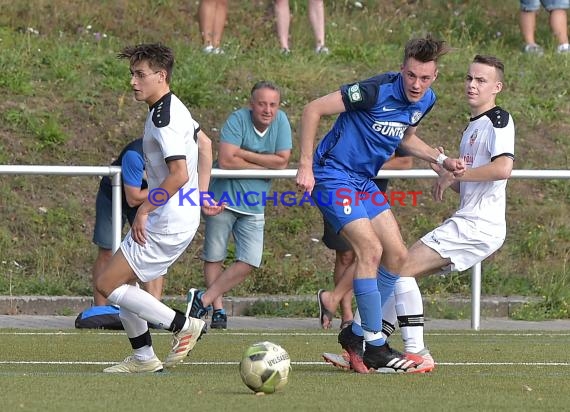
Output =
[{"x1": 0, "y1": 1, "x2": 568, "y2": 319}]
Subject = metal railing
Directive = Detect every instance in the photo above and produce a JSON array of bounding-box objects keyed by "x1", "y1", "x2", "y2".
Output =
[{"x1": 1, "y1": 165, "x2": 569, "y2": 330}]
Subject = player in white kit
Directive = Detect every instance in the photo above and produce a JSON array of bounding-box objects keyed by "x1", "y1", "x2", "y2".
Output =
[{"x1": 96, "y1": 43, "x2": 223, "y2": 373}]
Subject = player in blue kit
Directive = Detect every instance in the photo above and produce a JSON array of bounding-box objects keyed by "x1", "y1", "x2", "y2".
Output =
[{"x1": 296, "y1": 35, "x2": 465, "y2": 373}]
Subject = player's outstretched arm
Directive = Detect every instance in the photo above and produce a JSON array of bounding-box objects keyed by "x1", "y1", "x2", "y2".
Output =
[{"x1": 296, "y1": 91, "x2": 345, "y2": 194}]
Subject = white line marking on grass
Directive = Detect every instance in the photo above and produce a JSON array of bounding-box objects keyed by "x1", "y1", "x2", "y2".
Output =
[
  {"x1": 1, "y1": 331, "x2": 570, "y2": 337},
  {"x1": 1, "y1": 361, "x2": 569, "y2": 367}
]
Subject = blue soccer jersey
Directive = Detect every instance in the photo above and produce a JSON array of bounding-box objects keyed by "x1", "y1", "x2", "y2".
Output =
[{"x1": 314, "y1": 72, "x2": 436, "y2": 178}]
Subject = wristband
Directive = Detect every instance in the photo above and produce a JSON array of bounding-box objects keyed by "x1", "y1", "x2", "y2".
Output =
[{"x1": 436, "y1": 153, "x2": 448, "y2": 165}]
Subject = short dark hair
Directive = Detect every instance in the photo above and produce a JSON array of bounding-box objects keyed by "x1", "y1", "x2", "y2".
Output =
[
  {"x1": 117, "y1": 43, "x2": 175, "y2": 83},
  {"x1": 472, "y1": 54, "x2": 505, "y2": 81},
  {"x1": 403, "y1": 34, "x2": 450, "y2": 64},
  {"x1": 250, "y1": 81, "x2": 281, "y2": 99}
]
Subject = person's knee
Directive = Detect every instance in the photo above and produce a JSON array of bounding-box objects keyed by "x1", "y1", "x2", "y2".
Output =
[
  {"x1": 355, "y1": 243, "x2": 382, "y2": 269},
  {"x1": 337, "y1": 250, "x2": 355, "y2": 266},
  {"x1": 382, "y1": 247, "x2": 408, "y2": 272}
]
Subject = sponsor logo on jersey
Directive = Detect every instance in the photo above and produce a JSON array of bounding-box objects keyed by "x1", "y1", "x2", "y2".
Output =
[
  {"x1": 411, "y1": 111, "x2": 423, "y2": 124},
  {"x1": 469, "y1": 129, "x2": 478, "y2": 145},
  {"x1": 348, "y1": 84, "x2": 362, "y2": 103},
  {"x1": 371, "y1": 121, "x2": 407, "y2": 138},
  {"x1": 382, "y1": 106, "x2": 397, "y2": 112}
]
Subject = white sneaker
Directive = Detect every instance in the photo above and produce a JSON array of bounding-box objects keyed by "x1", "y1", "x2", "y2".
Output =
[
  {"x1": 202, "y1": 45, "x2": 214, "y2": 54},
  {"x1": 315, "y1": 46, "x2": 330, "y2": 55},
  {"x1": 103, "y1": 355, "x2": 163, "y2": 373},
  {"x1": 557, "y1": 43, "x2": 570, "y2": 53},
  {"x1": 523, "y1": 43, "x2": 544, "y2": 55},
  {"x1": 163, "y1": 317, "x2": 206, "y2": 368}
]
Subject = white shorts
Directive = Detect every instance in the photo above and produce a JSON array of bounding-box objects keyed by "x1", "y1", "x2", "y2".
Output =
[
  {"x1": 120, "y1": 228, "x2": 197, "y2": 282},
  {"x1": 420, "y1": 217, "x2": 505, "y2": 273}
]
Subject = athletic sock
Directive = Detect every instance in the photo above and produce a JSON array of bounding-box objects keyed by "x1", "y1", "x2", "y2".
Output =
[
  {"x1": 394, "y1": 277, "x2": 426, "y2": 353},
  {"x1": 353, "y1": 277, "x2": 384, "y2": 346},
  {"x1": 108, "y1": 284, "x2": 176, "y2": 330},
  {"x1": 377, "y1": 266, "x2": 400, "y2": 303}
]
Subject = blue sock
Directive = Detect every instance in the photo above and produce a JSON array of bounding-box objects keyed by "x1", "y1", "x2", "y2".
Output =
[
  {"x1": 377, "y1": 266, "x2": 400, "y2": 305},
  {"x1": 351, "y1": 321, "x2": 364, "y2": 337},
  {"x1": 353, "y1": 278, "x2": 382, "y2": 336}
]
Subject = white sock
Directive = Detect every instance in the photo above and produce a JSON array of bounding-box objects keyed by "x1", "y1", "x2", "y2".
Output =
[
  {"x1": 381, "y1": 292, "x2": 397, "y2": 337},
  {"x1": 108, "y1": 284, "x2": 176, "y2": 329},
  {"x1": 119, "y1": 306, "x2": 148, "y2": 339},
  {"x1": 394, "y1": 277, "x2": 425, "y2": 353},
  {"x1": 133, "y1": 346, "x2": 156, "y2": 361}
]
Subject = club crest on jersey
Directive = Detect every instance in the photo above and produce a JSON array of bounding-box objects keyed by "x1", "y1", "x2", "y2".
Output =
[
  {"x1": 410, "y1": 111, "x2": 423, "y2": 124},
  {"x1": 348, "y1": 84, "x2": 362, "y2": 103},
  {"x1": 469, "y1": 129, "x2": 478, "y2": 145}
]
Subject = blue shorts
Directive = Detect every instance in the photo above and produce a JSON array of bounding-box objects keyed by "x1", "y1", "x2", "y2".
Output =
[
  {"x1": 92, "y1": 190, "x2": 129, "y2": 250},
  {"x1": 312, "y1": 166, "x2": 391, "y2": 234},
  {"x1": 520, "y1": 0, "x2": 569, "y2": 11},
  {"x1": 201, "y1": 208, "x2": 265, "y2": 268}
]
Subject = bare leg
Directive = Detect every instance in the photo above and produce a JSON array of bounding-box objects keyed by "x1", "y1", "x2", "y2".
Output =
[
  {"x1": 274, "y1": 0, "x2": 291, "y2": 50},
  {"x1": 201, "y1": 261, "x2": 254, "y2": 307},
  {"x1": 92, "y1": 248, "x2": 113, "y2": 305},
  {"x1": 308, "y1": 0, "x2": 325, "y2": 49},
  {"x1": 549, "y1": 9, "x2": 569, "y2": 47},
  {"x1": 520, "y1": 10, "x2": 538, "y2": 45},
  {"x1": 143, "y1": 277, "x2": 164, "y2": 300},
  {"x1": 334, "y1": 250, "x2": 354, "y2": 325},
  {"x1": 199, "y1": 0, "x2": 216, "y2": 48},
  {"x1": 211, "y1": 0, "x2": 228, "y2": 48},
  {"x1": 204, "y1": 260, "x2": 224, "y2": 310}
]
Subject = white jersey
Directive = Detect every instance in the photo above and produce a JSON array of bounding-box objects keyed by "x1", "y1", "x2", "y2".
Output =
[
  {"x1": 452, "y1": 106, "x2": 515, "y2": 238},
  {"x1": 143, "y1": 92, "x2": 200, "y2": 234}
]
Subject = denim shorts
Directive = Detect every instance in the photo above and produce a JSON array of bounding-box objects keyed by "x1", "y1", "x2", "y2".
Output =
[
  {"x1": 92, "y1": 190, "x2": 128, "y2": 250},
  {"x1": 201, "y1": 208, "x2": 265, "y2": 267},
  {"x1": 520, "y1": 0, "x2": 569, "y2": 11}
]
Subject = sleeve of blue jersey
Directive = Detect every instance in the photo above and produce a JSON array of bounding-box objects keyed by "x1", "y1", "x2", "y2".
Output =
[{"x1": 121, "y1": 150, "x2": 145, "y2": 188}]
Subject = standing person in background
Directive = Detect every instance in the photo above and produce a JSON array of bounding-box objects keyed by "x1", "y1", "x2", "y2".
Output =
[
  {"x1": 98, "y1": 43, "x2": 224, "y2": 373},
  {"x1": 186, "y1": 81, "x2": 292, "y2": 330},
  {"x1": 199, "y1": 0, "x2": 228, "y2": 54},
  {"x1": 274, "y1": 0, "x2": 329, "y2": 54},
  {"x1": 519, "y1": 0, "x2": 569, "y2": 54},
  {"x1": 91, "y1": 138, "x2": 162, "y2": 306},
  {"x1": 77, "y1": 138, "x2": 164, "y2": 330}
]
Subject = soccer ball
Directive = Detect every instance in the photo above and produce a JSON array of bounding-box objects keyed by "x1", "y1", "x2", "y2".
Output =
[{"x1": 239, "y1": 341, "x2": 291, "y2": 394}]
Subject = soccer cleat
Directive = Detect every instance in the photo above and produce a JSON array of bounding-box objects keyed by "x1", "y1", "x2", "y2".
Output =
[
  {"x1": 186, "y1": 288, "x2": 210, "y2": 319},
  {"x1": 210, "y1": 310, "x2": 227, "y2": 329},
  {"x1": 363, "y1": 342, "x2": 423, "y2": 374},
  {"x1": 163, "y1": 317, "x2": 206, "y2": 368},
  {"x1": 337, "y1": 325, "x2": 369, "y2": 374},
  {"x1": 322, "y1": 351, "x2": 351, "y2": 371},
  {"x1": 412, "y1": 348, "x2": 436, "y2": 373},
  {"x1": 103, "y1": 355, "x2": 163, "y2": 373}
]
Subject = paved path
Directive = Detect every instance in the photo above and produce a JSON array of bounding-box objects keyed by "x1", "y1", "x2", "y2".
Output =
[{"x1": 1, "y1": 315, "x2": 569, "y2": 331}]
